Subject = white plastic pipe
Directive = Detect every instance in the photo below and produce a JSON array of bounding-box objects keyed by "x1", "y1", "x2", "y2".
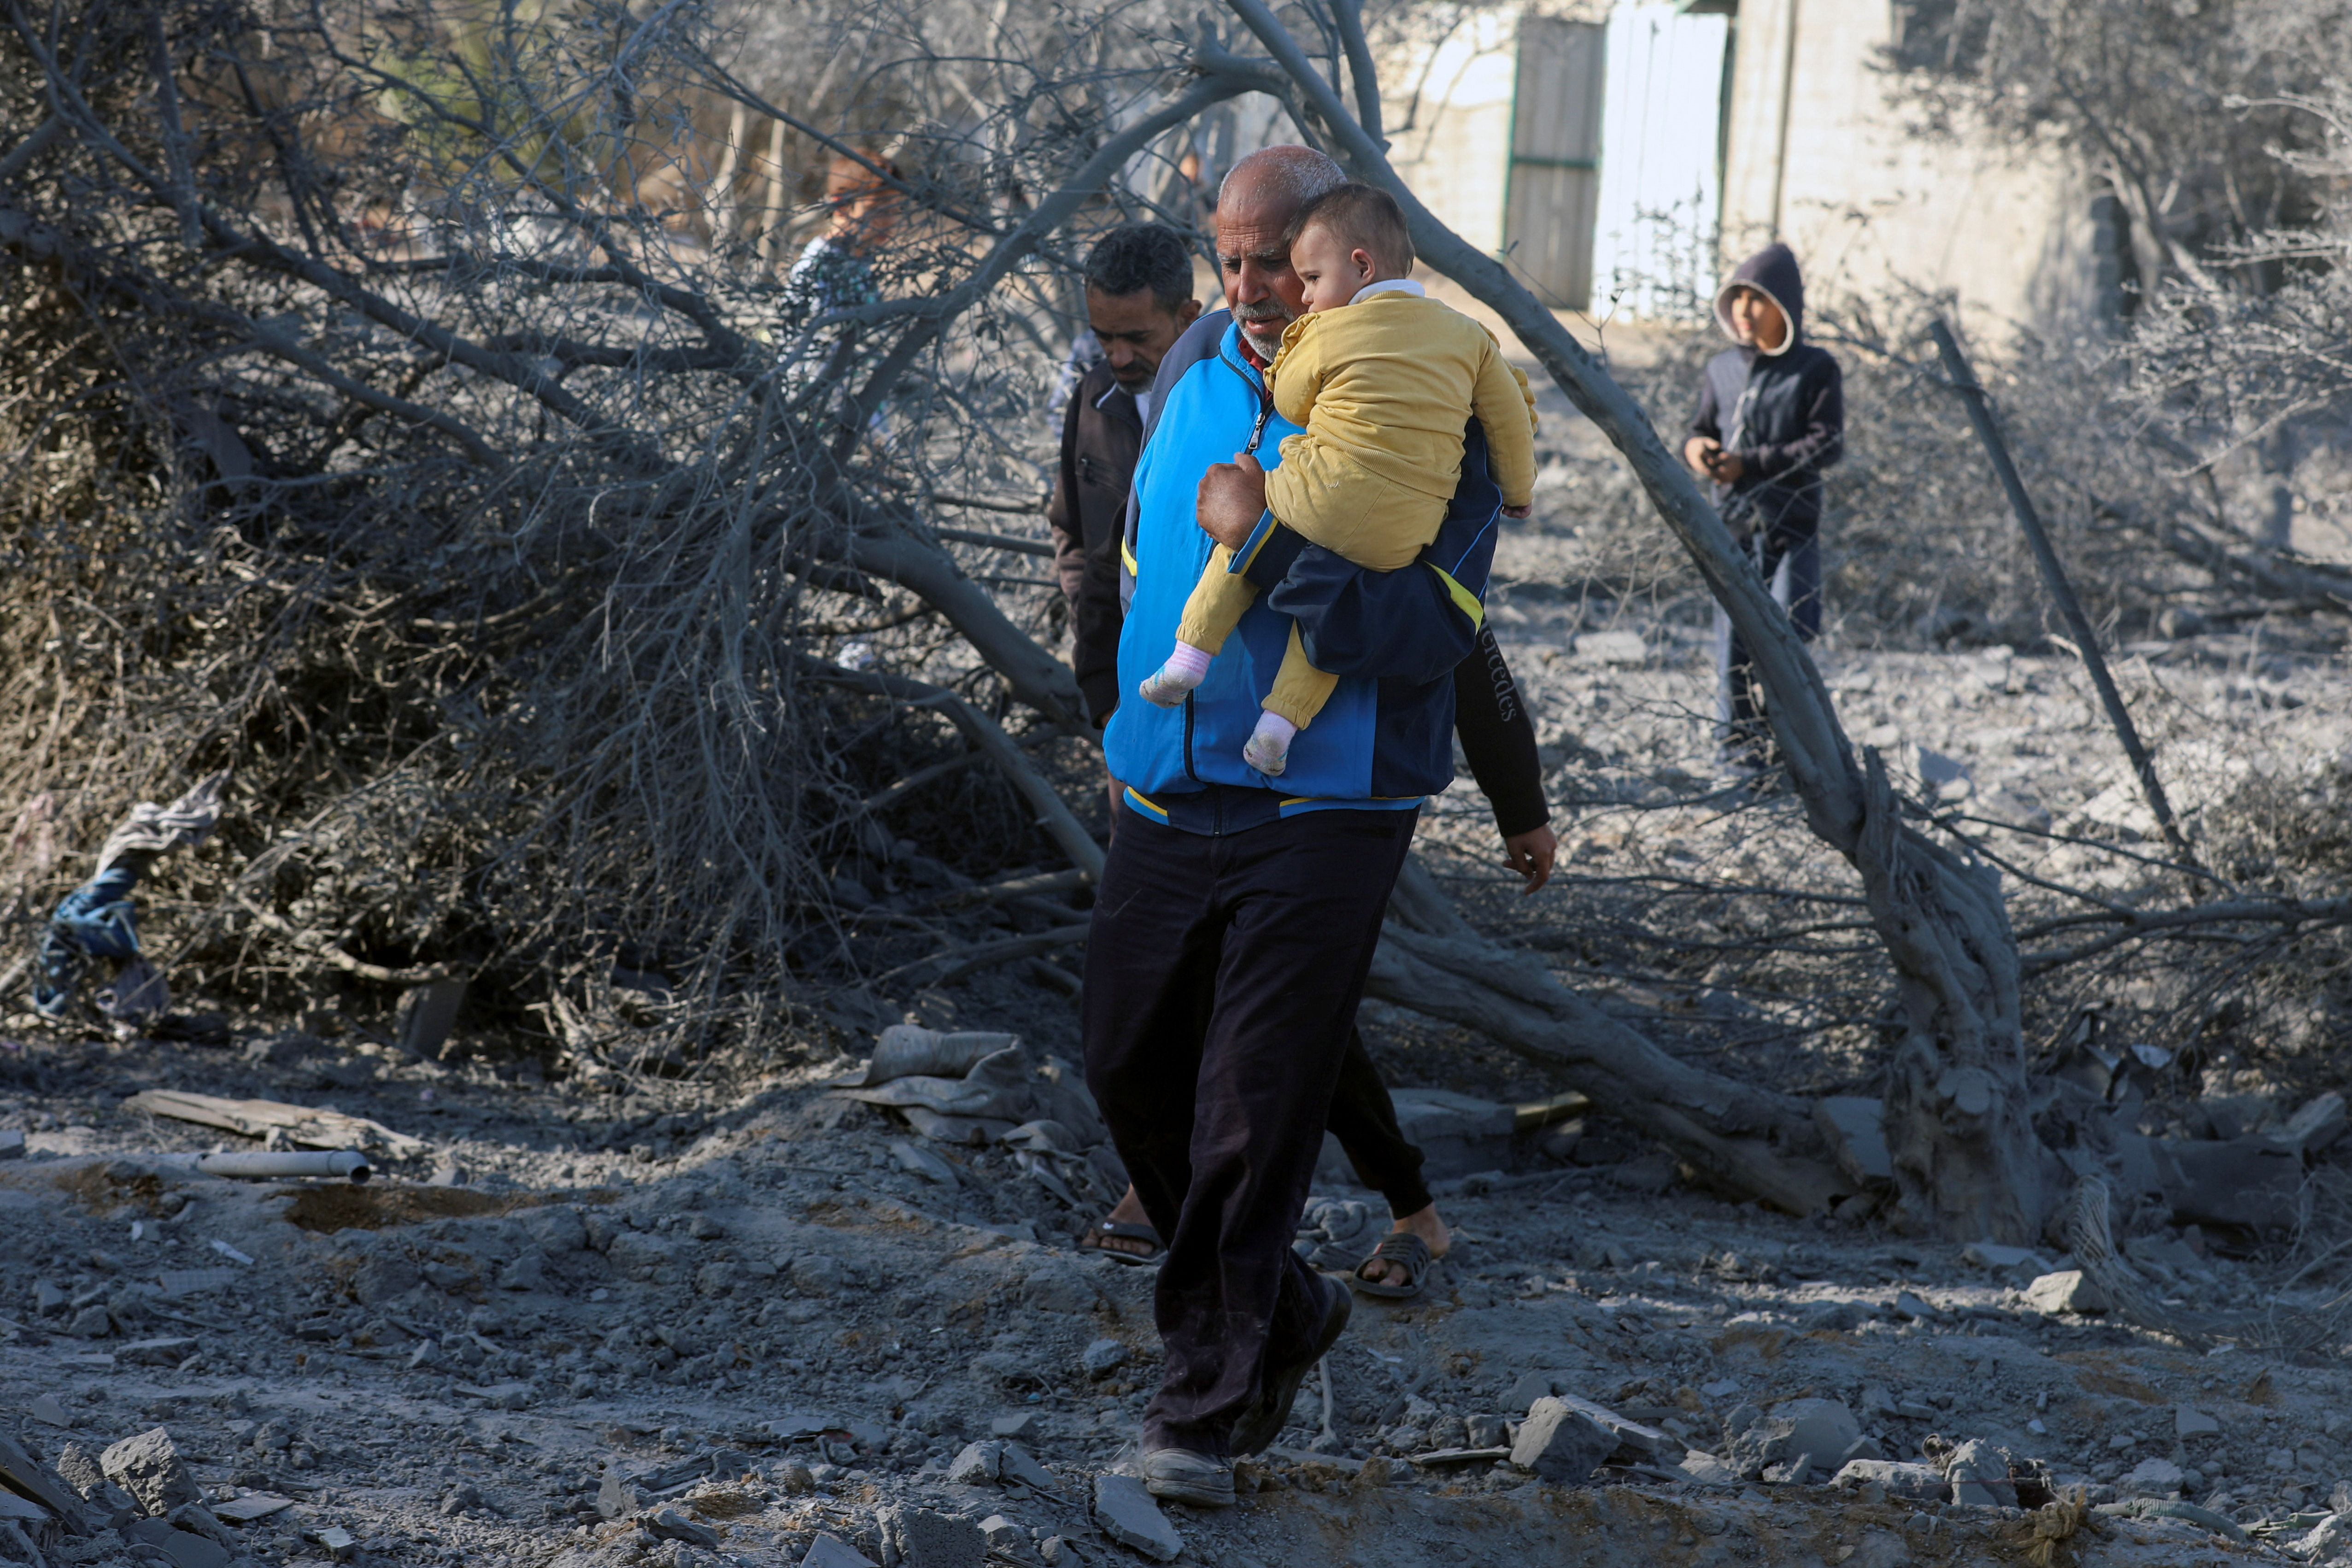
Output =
[{"x1": 194, "y1": 1149, "x2": 371, "y2": 1183}]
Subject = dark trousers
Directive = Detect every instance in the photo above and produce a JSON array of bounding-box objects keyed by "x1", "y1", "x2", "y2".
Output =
[
  {"x1": 1330, "y1": 1028, "x2": 1431, "y2": 1218},
  {"x1": 1083, "y1": 804, "x2": 1418, "y2": 1458},
  {"x1": 1108, "y1": 772, "x2": 1429, "y2": 1220},
  {"x1": 1713, "y1": 527, "x2": 1821, "y2": 763}
]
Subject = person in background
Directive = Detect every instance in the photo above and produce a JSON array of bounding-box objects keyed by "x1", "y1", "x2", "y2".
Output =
[
  {"x1": 1048, "y1": 225, "x2": 1203, "y2": 732},
  {"x1": 1682, "y1": 242, "x2": 1844, "y2": 778},
  {"x1": 780, "y1": 150, "x2": 904, "y2": 320}
]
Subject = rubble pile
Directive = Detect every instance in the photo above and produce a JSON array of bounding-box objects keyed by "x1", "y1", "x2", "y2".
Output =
[{"x1": 4, "y1": 1008, "x2": 2347, "y2": 1568}]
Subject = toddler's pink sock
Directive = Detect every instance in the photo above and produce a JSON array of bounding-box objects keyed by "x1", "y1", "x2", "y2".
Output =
[
  {"x1": 1139, "y1": 642, "x2": 1214, "y2": 707},
  {"x1": 1243, "y1": 711, "x2": 1298, "y2": 776}
]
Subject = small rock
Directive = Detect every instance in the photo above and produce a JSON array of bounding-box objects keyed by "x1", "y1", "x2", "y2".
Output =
[
  {"x1": 29, "y1": 1394, "x2": 72, "y2": 1428},
  {"x1": 1466, "y1": 1414, "x2": 1511, "y2": 1449},
  {"x1": 2120, "y1": 1457, "x2": 2184, "y2": 1499},
  {"x1": 1943, "y1": 1439, "x2": 2022, "y2": 1507},
  {"x1": 1079, "y1": 1339, "x2": 1127, "y2": 1378},
  {"x1": 2175, "y1": 1405, "x2": 2221, "y2": 1440},
  {"x1": 2023, "y1": 1270, "x2": 2108, "y2": 1315},
  {"x1": 1724, "y1": 1398, "x2": 1861, "y2": 1484},
  {"x1": 66, "y1": 1305, "x2": 111, "y2": 1339},
  {"x1": 978, "y1": 1514, "x2": 1024, "y2": 1550},
  {"x1": 1502, "y1": 1370, "x2": 1558, "y2": 1412},
  {"x1": 997, "y1": 1443, "x2": 1057, "y2": 1492},
  {"x1": 1091, "y1": 1473, "x2": 1181, "y2": 1562},
  {"x1": 802, "y1": 1533, "x2": 880, "y2": 1568},
  {"x1": 947, "y1": 1441, "x2": 1002, "y2": 1486},
  {"x1": 991, "y1": 1412, "x2": 1041, "y2": 1440},
  {"x1": 1038, "y1": 1538, "x2": 1073, "y2": 1566},
  {"x1": 117, "y1": 1337, "x2": 199, "y2": 1367},
  {"x1": 643, "y1": 1507, "x2": 720, "y2": 1547},
  {"x1": 888, "y1": 1140, "x2": 961, "y2": 1186},
  {"x1": 0, "y1": 1130, "x2": 22, "y2": 1160},
  {"x1": 1891, "y1": 1291, "x2": 1939, "y2": 1321},
  {"x1": 102, "y1": 1427, "x2": 200, "y2": 1516},
  {"x1": 33, "y1": 1281, "x2": 66, "y2": 1315},
  {"x1": 307, "y1": 1524, "x2": 359, "y2": 1561},
  {"x1": 688, "y1": 1214, "x2": 728, "y2": 1241},
  {"x1": 454, "y1": 1381, "x2": 536, "y2": 1409},
  {"x1": 1509, "y1": 1397, "x2": 1613, "y2": 1485}
]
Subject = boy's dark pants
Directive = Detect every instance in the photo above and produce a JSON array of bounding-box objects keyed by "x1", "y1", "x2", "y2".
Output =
[
  {"x1": 1083, "y1": 804, "x2": 1417, "y2": 1459},
  {"x1": 1713, "y1": 525, "x2": 1822, "y2": 763}
]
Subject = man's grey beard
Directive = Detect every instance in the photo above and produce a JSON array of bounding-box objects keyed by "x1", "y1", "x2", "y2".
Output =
[{"x1": 1233, "y1": 303, "x2": 1292, "y2": 360}]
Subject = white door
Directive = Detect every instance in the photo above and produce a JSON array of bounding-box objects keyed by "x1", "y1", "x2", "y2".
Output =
[{"x1": 1590, "y1": 1, "x2": 1730, "y2": 322}]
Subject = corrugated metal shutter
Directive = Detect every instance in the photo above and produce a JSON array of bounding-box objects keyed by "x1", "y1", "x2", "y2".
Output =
[{"x1": 1505, "y1": 17, "x2": 1607, "y2": 310}]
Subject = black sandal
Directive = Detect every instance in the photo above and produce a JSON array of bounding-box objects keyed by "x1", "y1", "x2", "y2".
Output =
[
  {"x1": 1347, "y1": 1233, "x2": 1434, "y2": 1299},
  {"x1": 1077, "y1": 1218, "x2": 1165, "y2": 1267}
]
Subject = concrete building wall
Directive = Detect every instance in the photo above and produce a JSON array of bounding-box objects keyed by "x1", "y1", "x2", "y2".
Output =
[
  {"x1": 1718, "y1": 0, "x2": 2102, "y2": 341},
  {"x1": 1383, "y1": 8, "x2": 1527, "y2": 257}
]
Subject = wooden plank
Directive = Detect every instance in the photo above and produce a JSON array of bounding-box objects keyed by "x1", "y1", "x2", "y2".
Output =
[{"x1": 123, "y1": 1090, "x2": 429, "y2": 1158}]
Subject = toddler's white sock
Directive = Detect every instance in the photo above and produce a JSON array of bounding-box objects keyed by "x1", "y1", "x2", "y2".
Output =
[
  {"x1": 1139, "y1": 642, "x2": 1214, "y2": 707},
  {"x1": 1243, "y1": 711, "x2": 1298, "y2": 776}
]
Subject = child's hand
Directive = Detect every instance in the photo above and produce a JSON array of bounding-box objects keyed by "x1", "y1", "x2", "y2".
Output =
[
  {"x1": 1683, "y1": 435, "x2": 1719, "y2": 476},
  {"x1": 1196, "y1": 453, "x2": 1269, "y2": 548},
  {"x1": 1501, "y1": 503, "x2": 1531, "y2": 519},
  {"x1": 1711, "y1": 452, "x2": 1746, "y2": 482},
  {"x1": 1502, "y1": 824, "x2": 1558, "y2": 894}
]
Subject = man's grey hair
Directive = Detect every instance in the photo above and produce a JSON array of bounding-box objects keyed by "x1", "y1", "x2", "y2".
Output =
[{"x1": 1217, "y1": 146, "x2": 1347, "y2": 217}]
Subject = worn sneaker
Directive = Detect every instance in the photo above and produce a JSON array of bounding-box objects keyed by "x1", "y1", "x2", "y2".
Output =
[
  {"x1": 1230, "y1": 1271, "x2": 1351, "y2": 1457},
  {"x1": 1140, "y1": 1445, "x2": 1236, "y2": 1507}
]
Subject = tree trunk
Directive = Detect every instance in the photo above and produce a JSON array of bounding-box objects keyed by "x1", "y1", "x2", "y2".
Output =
[
  {"x1": 1374, "y1": 857, "x2": 1847, "y2": 1216},
  {"x1": 1221, "y1": 0, "x2": 2055, "y2": 1239}
]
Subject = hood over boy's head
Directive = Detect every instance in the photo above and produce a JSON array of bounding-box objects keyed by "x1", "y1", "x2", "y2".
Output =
[{"x1": 1714, "y1": 242, "x2": 1805, "y2": 355}]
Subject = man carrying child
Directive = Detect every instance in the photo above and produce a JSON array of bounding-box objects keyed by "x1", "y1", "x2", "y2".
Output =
[{"x1": 1082, "y1": 147, "x2": 1522, "y2": 1507}]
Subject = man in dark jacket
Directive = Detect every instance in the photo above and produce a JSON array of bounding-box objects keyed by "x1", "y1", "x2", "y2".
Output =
[
  {"x1": 1683, "y1": 242, "x2": 1843, "y2": 773},
  {"x1": 1049, "y1": 225, "x2": 1202, "y2": 728}
]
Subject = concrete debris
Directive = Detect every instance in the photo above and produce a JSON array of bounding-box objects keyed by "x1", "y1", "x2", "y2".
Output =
[
  {"x1": 28, "y1": 1395, "x2": 72, "y2": 1428},
  {"x1": 641, "y1": 1506, "x2": 720, "y2": 1547},
  {"x1": 395, "y1": 978, "x2": 468, "y2": 1062},
  {"x1": 946, "y1": 1442, "x2": 1001, "y2": 1486},
  {"x1": 1502, "y1": 1370, "x2": 1559, "y2": 1412},
  {"x1": 100, "y1": 1427, "x2": 199, "y2": 1517},
  {"x1": 596, "y1": 1465, "x2": 639, "y2": 1520},
  {"x1": 2119, "y1": 1456, "x2": 2185, "y2": 1499},
  {"x1": 977, "y1": 1513, "x2": 1023, "y2": 1550},
  {"x1": 1078, "y1": 1338, "x2": 1126, "y2": 1378},
  {"x1": 123, "y1": 1516, "x2": 231, "y2": 1568},
  {"x1": 2277, "y1": 1092, "x2": 2348, "y2": 1157},
  {"x1": 1509, "y1": 1397, "x2": 1612, "y2": 1485},
  {"x1": 1723, "y1": 1398, "x2": 1860, "y2": 1484},
  {"x1": 0, "y1": 1129, "x2": 22, "y2": 1160},
  {"x1": 306, "y1": 1523, "x2": 359, "y2": 1560},
  {"x1": 116, "y1": 1336, "x2": 198, "y2": 1367},
  {"x1": 1671, "y1": 1450, "x2": 1742, "y2": 1489},
  {"x1": 1090, "y1": 1473, "x2": 1181, "y2": 1562},
  {"x1": 1940, "y1": 1438, "x2": 2027, "y2": 1507},
  {"x1": 1959, "y1": 1241, "x2": 2051, "y2": 1275},
  {"x1": 1831, "y1": 1460, "x2": 1947, "y2": 1500},
  {"x1": 879, "y1": 1505, "x2": 986, "y2": 1568},
  {"x1": 1811, "y1": 1097, "x2": 1893, "y2": 1186},
  {"x1": 1543, "y1": 1392, "x2": 1682, "y2": 1462},
  {"x1": 802, "y1": 1533, "x2": 880, "y2": 1568},
  {"x1": 2175, "y1": 1404, "x2": 2221, "y2": 1440},
  {"x1": 996, "y1": 1443, "x2": 1058, "y2": 1492},
  {"x1": 0, "y1": 1431, "x2": 87, "y2": 1530},
  {"x1": 2295, "y1": 1513, "x2": 2352, "y2": 1563},
  {"x1": 2022, "y1": 1268, "x2": 2108, "y2": 1314},
  {"x1": 120, "y1": 1089, "x2": 429, "y2": 1158},
  {"x1": 888, "y1": 1140, "x2": 959, "y2": 1186},
  {"x1": 155, "y1": 1268, "x2": 240, "y2": 1299},
  {"x1": 210, "y1": 1494, "x2": 295, "y2": 1523},
  {"x1": 1408, "y1": 1446, "x2": 1510, "y2": 1469}
]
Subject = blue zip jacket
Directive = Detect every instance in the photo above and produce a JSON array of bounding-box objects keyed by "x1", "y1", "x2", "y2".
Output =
[{"x1": 1105, "y1": 310, "x2": 1501, "y2": 831}]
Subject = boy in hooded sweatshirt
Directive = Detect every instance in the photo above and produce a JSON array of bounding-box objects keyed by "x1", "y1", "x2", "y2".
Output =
[{"x1": 1683, "y1": 242, "x2": 1844, "y2": 775}]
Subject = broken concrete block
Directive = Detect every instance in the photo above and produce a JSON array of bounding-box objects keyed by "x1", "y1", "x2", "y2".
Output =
[
  {"x1": 306, "y1": 1523, "x2": 359, "y2": 1561},
  {"x1": 1509, "y1": 1397, "x2": 1613, "y2": 1485},
  {"x1": 879, "y1": 1506, "x2": 985, "y2": 1568},
  {"x1": 100, "y1": 1428, "x2": 199, "y2": 1517},
  {"x1": 117, "y1": 1337, "x2": 199, "y2": 1367},
  {"x1": 990, "y1": 1412, "x2": 1040, "y2": 1440},
  {"x1": 1724, "y1": 1398, "x2": 1861, "y2": 1484},
  {"x1": 596, "y1": 1464, "x2": 638, "y2": 1520},
  {"x1": 2023, "y1": 1269, "x2": 2109, "y2": 1315},
  {"x1": 801, "y1": 1534, "x2": 879, "y2": 1568},
  {"x1": 28, "y1": 1395, "x2": 73, "y2": 1429},
  {"x1": 642, "y1": 1508, "x2": 719, "y2": 1548},
  {"x1": 122, "y1": 1517, "x2": 231, "y2": 1568},
  {"x1": 1812, "y1": 1097, "x2": 1894, "y2": 1185},
  {"x1": 1543, "y1": 1392, "x2": 1683, "y2": 1461},
  {"x1": 2176, "y1": 1405, "x2": 2222, "y2": 1440},
  {"x1": 1672, "y1": 1450, "x2": 1742, "y2": 1489},
  {"x1": 211, "y1": 1494, "x2": 295, "y2": 1523},
  {"x1": 978, "y1": 1515, "x2": 1023, "y2": 1550},
  {"x1": 2120, "y1": 1456, "x2": 2185, "y2": 1498},
  {"x1": 0, "y1": 1129, "x2": 22, "y2": 1160},
  {"x1": 945, "y1": 1442, "x2": 1001, "y2": 1486},
  {"x1": 1942, "y1": 1439, "x2": 2020, "y2": 1507},
  {"x1": 395, "y1": 979, "x2": 467, "y2": 1062},
  {"x1": 1832, "y1": 1460, "x2": 1947, "y2": 1500},
  {"x1": 996, "y1": 1443, "x2": 1057, "y2": 1492},
  {"x1": 1090, "y1": 1474, "x2": 1181, "y2": 1562}
]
